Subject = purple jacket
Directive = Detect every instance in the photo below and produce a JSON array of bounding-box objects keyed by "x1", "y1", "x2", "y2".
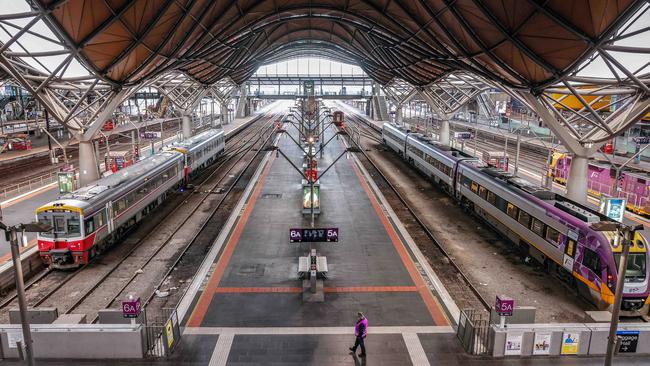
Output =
[{"x1": 355, "y1": 317, "x2": 368, "y2": 338}]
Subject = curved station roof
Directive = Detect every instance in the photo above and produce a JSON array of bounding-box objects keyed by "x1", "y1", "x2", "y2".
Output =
[{"x1": 36, "y1": 0, "x2": 643, "y2": 90}]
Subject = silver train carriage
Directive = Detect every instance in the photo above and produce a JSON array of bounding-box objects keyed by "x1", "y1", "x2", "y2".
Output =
[
  {"x1": 382, "y1": 122, "x2": 649, "y2": 316},
  {"x1": 36, "y1": 129, "x2": 225, "y2": 269}
]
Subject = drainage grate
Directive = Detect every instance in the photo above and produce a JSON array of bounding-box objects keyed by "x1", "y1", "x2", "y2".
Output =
[{"x1": 261, "y1": 193, "x2": 283, "y2": 199}]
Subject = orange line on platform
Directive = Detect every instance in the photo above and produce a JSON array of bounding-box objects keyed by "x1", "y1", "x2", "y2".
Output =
[
  {"x1": 187, "y1": 153, "x2": 276, "y2": 327},
  {"x1": 348, "y1": 159, "x2": 449, "y2": 326},
  {"x1": 213, "y1": 286, "x2": 418, "y2": 294},
  {"x1": 216, "y1": 287, "x2": 303, "y2": 293},
  {"x1": 324, "y1": 286, "x2": 417, "y2": 293}
]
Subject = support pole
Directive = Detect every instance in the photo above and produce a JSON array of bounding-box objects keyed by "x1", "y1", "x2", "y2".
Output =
[
  {"x1": 604, "y1": 228, "x2": 631, "y2": 366},
  {"x1": 439, "y1": 119, "x2": 450, "y2": 145},
  {"x1": 514, "y1": 134, "x2": 521, "y2": 176},
  {"x1": 45, "y1": 109, "x2": 51, "y2": 151},
  {"x1": 395, "y1": 105, "x2": 403, "y2": 124},
  {"x1": 566, "y1": 155, "x2": 589, "y2": 204},
  {"x1": 221, "y1": 103, "x2": 229, "y2": 125},
  {"x1": 182, "y1": 114, "x2": 192, "y2": 140},
  {"x1": 78, "y1": 140, "x2": 99, "y2": 187},
  {"x1": 8, "y1": 229, "x2": 35, "y2": 366}
]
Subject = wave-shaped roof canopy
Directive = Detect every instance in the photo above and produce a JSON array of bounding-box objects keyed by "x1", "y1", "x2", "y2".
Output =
[{"x1": 35, "y1": 0, "x2": 642, "y2": 89}]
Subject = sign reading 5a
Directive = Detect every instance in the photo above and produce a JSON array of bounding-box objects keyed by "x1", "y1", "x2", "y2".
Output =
[{"x1": 289, "y1": 228, "x2": 339, "y2": 242}]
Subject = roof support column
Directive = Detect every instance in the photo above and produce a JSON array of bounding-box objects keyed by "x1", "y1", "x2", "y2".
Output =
[
  {"x1": 439, "y1": 119, "x2": 450, "y2": 145},
  {"x1": 78, "y1": 140, "x2": 99, "y2": 187},
  {"x1": 395, "y1": 105, "x2": 403, "y2": 124},
  {"x1": 519, "y1": 92, "x2": 594, "y2": 204},
  {"x1": 236, "y1": 84, "x2": 248, "y2": 118},
  {"x1": 566, "y1": 155, "x2": 589, "y2": 203},
  {"x1": 182, "y1": 114, "x2": 192, "y2": 140},
  {"x1": 221, "y1": 102, "x2": 230, "y2": 125}
]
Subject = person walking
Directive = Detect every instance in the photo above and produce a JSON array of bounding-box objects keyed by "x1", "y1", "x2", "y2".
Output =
[{"x1": 349, "y1": 312, "x2": 368, "y2": 357}]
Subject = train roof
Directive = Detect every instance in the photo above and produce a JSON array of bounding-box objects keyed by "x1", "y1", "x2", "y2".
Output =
[
  {"x1": 476, "y1": 166, "x2": 607, "y2": 225},
  {"x1": 383, "y1": 122, "x2": 476, "y2": 160},
  {"x1": 170, "y1": 129, "x2": 223, "y2": 152},
  {"x1": 61, "y1": 150, "x2": 181, "y2": 202}
]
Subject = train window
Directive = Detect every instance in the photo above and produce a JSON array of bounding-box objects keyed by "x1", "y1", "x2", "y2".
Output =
[
  {"x1": 67, "y1": 216, "x2": 80, "y2": 235},
  {"x1": 565, "y1": 239, "x2": 576, "y2": 257},
  {"x1": 506, "y1": 203, "x2": 518, "y2": 219},
  {"x1": 94, "y1": 212, "x2": 104, "y2": 228},
  {"x1": 582, "y1": 249, "x2": 602, "y2": 275},
  {"x1": 117, "y1": 199, "x2": 126, "y2": 213},
  {"x1": 546, "y1": 227, "x2": 561, "y2": 245},
  {"x1": 478, "y1": 186, "x2": 487, "y2": 200},
  {"x1": 486, "y1": 191, "x2": 496, "y2": 205},
  {"x1": 470, "y1": 182, "x2": 479, "y2": 194},
  {"x1": 462, "y1": 176, "x2": 471, "y2": 187},
  {"x1": 518, "y1": 210, "x2": 531, "y2": 227},
  {"x1": 38, "y1": 215, "x2": 52, "y2": 228},
  {"x1": 84, "y1": 218, "x2": 95, "y2": 235},
  {"x1": 530, "y1": 218, "x2": 545, "y2": 236},
  {"x1": 54, "y1": 216, "x2": 65, "y2": 233}
]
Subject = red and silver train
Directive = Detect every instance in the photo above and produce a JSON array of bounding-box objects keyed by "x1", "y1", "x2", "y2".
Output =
[
  {"x1": 332, "y1": 110, "x2": 345, "y2": 128},
  {"x1": 36, "y1": 129, "x2": 225, "y2": 269}
]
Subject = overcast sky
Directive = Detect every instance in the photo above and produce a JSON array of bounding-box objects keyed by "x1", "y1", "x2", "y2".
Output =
[{"x1": 0, "y1": 0, "x2": 647, "y2": 81}]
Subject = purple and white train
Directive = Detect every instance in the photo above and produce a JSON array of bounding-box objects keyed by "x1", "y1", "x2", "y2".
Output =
[{"x1": 383, "y1": 122, "x2": 649, "y2": 316}]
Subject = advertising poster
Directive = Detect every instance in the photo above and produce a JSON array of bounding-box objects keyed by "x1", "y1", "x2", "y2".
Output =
[
  {"x1": 504, "y1": 333, "x2": 523, "y2": 356},
  {"x1": 533, "y1": 332, "x2": 552, "y2": 355},
  {"x1": 302, "y1": 186, "x2": 320, "y2": 209},
  {"x1": 561, "y1": 332, "x2": 580, "y2": 355}
]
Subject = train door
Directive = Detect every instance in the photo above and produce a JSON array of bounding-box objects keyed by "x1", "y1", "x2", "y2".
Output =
[
  {"x1": 453, "y1": 164, "x2": 462, "y2": 198},
  {"x1": 106, "y1": 201, "x2": 115, "y2": 234},
  {"x1": 562, "y1": 230, "x2": 578, "y2": 273}
]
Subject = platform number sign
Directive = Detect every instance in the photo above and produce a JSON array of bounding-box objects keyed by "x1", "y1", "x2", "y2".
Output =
[
  {"x1": 617, "y1": 330, "x2": 639, "y2": 353},
  {"x1": 495, "y1": 295, "x2": 514, "y2": 316},
  {"x1": 122, "y1": 297, "x2": 141, "y2": 318},
  {"x1": 290, "y1": 228, "x2": 339, "y2": 243}
]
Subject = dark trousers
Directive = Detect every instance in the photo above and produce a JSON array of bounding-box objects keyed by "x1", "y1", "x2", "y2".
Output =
[{"x1": 352, "y1": 336, "x2": 366, "y2": 354}]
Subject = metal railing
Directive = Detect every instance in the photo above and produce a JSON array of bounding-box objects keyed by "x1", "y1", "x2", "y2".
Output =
[
  {"x1": 0, "y1": 170, "x2": 58, "y2": 200},
  {"x1": 143, "y1": 307, "x2": 181, "y2": 358},
  {"x1": 457, "y1": 309, "x2": 491, "y2": 355}
]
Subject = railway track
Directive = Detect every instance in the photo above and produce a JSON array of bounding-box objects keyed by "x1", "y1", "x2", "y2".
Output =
[
  {"x1": 344, "y1": 112, "x2": 491, "y2": 314},
  {"x1": 0, "y1": 113, "x2": 276, "y2": 322}
]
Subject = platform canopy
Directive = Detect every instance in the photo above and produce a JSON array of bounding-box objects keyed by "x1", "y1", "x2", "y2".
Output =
[{"x1": 33, "y1": 0, "x2": 644, "y2": 90}]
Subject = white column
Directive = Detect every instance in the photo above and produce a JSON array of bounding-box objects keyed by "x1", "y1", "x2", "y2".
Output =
[
  {"x1": 78, "y1": 140, "x2": 99, "y2": 187},
  {"x1": 439, "y1": 119, "x2": 450, "y2": 145},
  {"x1": 182, "y1": 114, "x2": 192, "y2": 140},
  {"x1": 221, "y1": 103, "x2": 229, "y2": 125},
  {"x1": 566, "y1": 155, "x2": 589, "y2": 204},
  {"x1": 395, "y1": 105, "x2": 403, "y2": 124}
]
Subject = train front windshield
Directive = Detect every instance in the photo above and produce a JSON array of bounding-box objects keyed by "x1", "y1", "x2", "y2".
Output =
[
  {"x1": 37, "y1": 211, "x2": 81, "y2": 238},
  {"x1": 614, "y1": 253, "x2": 647, "y2": 282}
]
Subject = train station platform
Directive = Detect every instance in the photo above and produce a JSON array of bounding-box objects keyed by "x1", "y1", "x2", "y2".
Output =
[
  {"x1": 170, "y1": 111, "x2": 457, "y2": 365},
  {"x1": 0, "y1": 116, "x2": 188, "y2": 164}
]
